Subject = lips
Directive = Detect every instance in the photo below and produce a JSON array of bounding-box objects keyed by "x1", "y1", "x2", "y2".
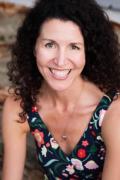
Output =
[{"x1": 49, "y1": 68, "x2": 71, "y2": 80}]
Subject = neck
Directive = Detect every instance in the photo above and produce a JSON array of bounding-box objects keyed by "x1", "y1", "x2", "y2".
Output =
[{"x1": 40, "y1": 78, "x2": 85, "y2": 113}]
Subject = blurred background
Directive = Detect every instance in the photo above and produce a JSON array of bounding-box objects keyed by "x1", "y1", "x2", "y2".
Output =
[{"x1": 0, "y1": 0, "x2": 120, "y2": 179}]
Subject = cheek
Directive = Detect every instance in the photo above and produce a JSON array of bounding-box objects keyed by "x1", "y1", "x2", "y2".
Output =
[
  {"x1": 70, "y1": 52, "x2": 86, "y2": 67},
  {"x1": 35, "y1": 48, "x2": 56, "y2": 65}
]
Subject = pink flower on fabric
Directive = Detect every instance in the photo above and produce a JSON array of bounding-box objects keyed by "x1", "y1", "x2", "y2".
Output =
[
  {"x1": 62, "y1": 173, "x2": 68, "y2": 177},
  {"x1": 50, "y1": 138, "x2": 59, "y2": 149},
  {"x1": 82, "y1": 140, "x2": 89, "y2": 147},
  {"x1": 66, "y1": 164, "x2": 75, "y2": 175},
  {"x1": 99, "y1": 109, "x2": 106, "y2": 126},
  {"x1": 32, "y1": 129, "x2": 44, "y2": 147},
  {"x1": 71, "y1": 158, "x2": 84, "y2": 170},
  {"x1": 84, "y1": 160, "x2": 99, "y2": 169},
  {"x1": 46, "y1": 142, "x2": 50, "y2": 147}
]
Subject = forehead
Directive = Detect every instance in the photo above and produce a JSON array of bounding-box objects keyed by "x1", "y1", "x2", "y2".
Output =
[{"x1": 39, "y1": 18, "x2": 84, "y2": 42}]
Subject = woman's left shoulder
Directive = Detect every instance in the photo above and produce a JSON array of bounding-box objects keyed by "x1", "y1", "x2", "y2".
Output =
[{"x1": 102, "y1": 95, "x2": 120, "y2": 144}]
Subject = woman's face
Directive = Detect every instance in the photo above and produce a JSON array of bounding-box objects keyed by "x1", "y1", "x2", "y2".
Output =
[{"x1": 35, "y1": 19, "x2": 86, "y2": 91}]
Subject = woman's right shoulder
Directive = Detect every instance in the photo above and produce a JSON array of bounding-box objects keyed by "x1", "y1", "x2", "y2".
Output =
[
  {"x1": 2, "y1": 95, "x2": 30, "y2": 134},
  {"x1": 4, "y1": 95, "x2": 22, "y2": 112}
]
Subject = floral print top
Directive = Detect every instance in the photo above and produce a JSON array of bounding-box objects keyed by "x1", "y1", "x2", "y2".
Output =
[{"x1": 27, "y1": 90, "x2": 116, "y2": 180}]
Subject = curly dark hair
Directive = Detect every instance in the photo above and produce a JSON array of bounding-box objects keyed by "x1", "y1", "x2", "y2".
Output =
[{"x1": 8, "y1": 0, "x2": 120, "y2": 120}]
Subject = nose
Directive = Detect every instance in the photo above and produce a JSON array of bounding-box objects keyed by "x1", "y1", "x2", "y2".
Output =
[{"x1": 54, "y1": 48, "x2": 67, "y2": 67}]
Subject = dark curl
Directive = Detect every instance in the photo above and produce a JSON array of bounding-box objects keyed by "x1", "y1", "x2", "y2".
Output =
[{"x1": 8, "y1": 0, "x2": 120, "y2": 120}]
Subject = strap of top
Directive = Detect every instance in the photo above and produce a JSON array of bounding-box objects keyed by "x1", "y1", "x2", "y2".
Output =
[
  {"x1": 90, "y1": 89, "x2": 118, "y2": 135},
  {"x1": 106, "y1": 89, "x2": 119, "y2": 100}
]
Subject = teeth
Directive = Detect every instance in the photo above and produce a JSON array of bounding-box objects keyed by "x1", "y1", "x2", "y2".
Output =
[{"x1": 49, "y1": 68, "x2": 70, "y2": 79}]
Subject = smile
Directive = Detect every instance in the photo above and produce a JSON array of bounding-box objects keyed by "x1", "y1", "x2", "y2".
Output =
[{"x1": 49, "y1": 68, "x2": 71, "y2": 80}]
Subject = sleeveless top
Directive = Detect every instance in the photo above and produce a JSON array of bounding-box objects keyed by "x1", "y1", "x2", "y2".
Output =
[{"x1": 27, "y1": 90, "x2": 116, "y2": 180}]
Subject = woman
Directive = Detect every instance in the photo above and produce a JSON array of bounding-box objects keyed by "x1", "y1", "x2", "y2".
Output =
[{"x1": 2, "y1": 0, "x2": 120, "y2": 179}]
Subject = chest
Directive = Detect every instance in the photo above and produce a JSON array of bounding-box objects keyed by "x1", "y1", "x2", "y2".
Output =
[{"x1": 38, "y1": 108, "x2": 95, "y2": 155}]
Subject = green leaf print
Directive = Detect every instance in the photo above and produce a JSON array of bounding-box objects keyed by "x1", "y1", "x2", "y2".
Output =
[
  {"x1": 38, "y1": 154, "x2": 43, "y2": 163},
  {"x1": 89, "y1": 145, "x2": 97, "y2": 154},
  {"x1": 49, "y1": 168, "x2": 55, "y2": 176},
  {"x1": 58, "y1": 149, "x2": 69, "y2": 162},
  {"x1": 54, "y1": 161, "x2": 67, "y2": 172},
  {"x1": 44, "y1": 159, "x2": 59, "y2": 167},
  {"x1": 31, "y1": 117, "x2": 37, "y2": 123}
]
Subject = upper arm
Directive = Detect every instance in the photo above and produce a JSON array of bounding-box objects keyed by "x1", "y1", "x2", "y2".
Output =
[
  {"x1": 102, "y1": 97, "x2": 120, "y2": 180},
  {"x1": 2, "y1": 96, "x2": 30, "y2": 180}
]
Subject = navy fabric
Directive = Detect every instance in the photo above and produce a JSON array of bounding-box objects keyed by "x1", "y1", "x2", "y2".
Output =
[{"x1": 27, "y1": 90, "x2": 116, "y2": 179}]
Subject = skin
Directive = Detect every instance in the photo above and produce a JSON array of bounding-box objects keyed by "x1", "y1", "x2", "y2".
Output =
[
  {"x1": 2, "y1": 19, "x2": 120, "y2": 180},
  {"x1": 35, "y1": 19, "x2": 86, "y2": 92}
]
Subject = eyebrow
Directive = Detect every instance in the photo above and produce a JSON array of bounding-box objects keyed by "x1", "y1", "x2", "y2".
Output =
[
  {"x1": 40, "y1": 38, "x2": 55, "y2": 42},
  {"x1": 40, "y1": 38, "x2": 84, "y2": 45},
  {"x1": 70, "y1": 42, "x2": 84, "y2": 46}
]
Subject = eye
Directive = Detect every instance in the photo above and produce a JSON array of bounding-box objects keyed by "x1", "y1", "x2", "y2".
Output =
[
  {"x1": 71, "y1": 44, "x2": 80, "y2": 50},
  {"x1": 45, "y1": 42, "x2": 55, "y2": 48}
]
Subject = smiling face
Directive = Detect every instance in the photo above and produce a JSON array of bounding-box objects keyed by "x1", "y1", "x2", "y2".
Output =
[{"x1": 35, "y1": 19, "x2": 86, "y2": 91}]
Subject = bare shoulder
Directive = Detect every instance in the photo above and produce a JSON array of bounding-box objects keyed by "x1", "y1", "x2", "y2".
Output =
[
  {"x1": 2, "y1": 95, "x2": 30, "y2": 134},
  {"x1": 102, "y1": 95, "x2": 120, "y2": 147},
  {"x1": 2, "y1": 96, "x2": 30, "y2": 180},
  {"x1": 102, "y1": 96, "x2": 120, "y2": 180}
]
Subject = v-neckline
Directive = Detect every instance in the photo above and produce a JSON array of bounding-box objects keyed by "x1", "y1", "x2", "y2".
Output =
[
  {"x1": 35, "y1": 110, "x2": 92, "y2": 158},
  {"x1": 33, "y1": 94, "x2": 110, "y2": 158}
]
